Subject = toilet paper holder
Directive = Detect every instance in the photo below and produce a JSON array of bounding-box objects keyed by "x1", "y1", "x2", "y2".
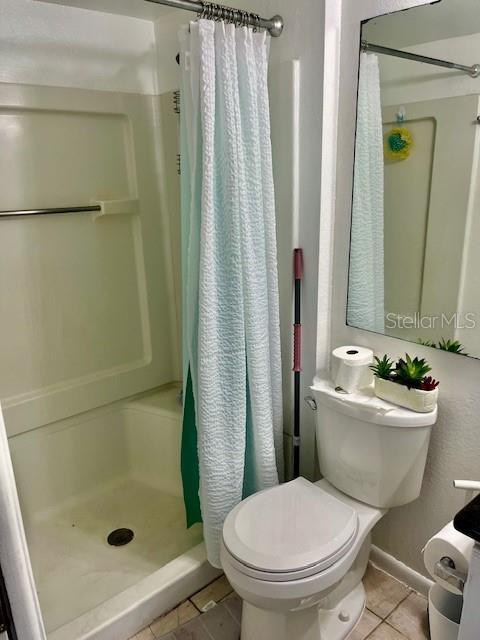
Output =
[
  {"x1": 434, "y1": 557, "x2": 467, "y2": 593},
  {"x1": 453, "y1": 479, "x2": 480, "y2": 505},
  {"x1": 427, "y1": 479, "x2": 479, "y2": 594}
]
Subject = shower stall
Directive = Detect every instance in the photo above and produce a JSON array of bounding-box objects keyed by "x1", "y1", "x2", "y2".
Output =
[
  {"x1": 0, "y1": 0, "x2": 294, "y2": 637},
  {"x1": 0, "y1": 84, "x2": 219, "y2": 640},
  {"x1": 0, "y1": 6, "x2": 218, "y2": 638}
]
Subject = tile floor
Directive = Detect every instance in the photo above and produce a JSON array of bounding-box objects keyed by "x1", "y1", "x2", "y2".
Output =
[
  {"x1": 352, "y1": 565, "x2": 429, "y2": 639},
  {"x1": 130, "y1": 564, "x2": 430, "y2": 640}
]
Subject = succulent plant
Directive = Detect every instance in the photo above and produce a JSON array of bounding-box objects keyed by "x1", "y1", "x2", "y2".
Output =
[
  {"x1": 372, "y1": 353, "x2": 439, "y2": 393},
  {"x1": 370, "y1": 355, "x2": 395, "y2": 380},
  {"x1": 437, "y1": 338, "x2": 467, "y2": 355},
  {"x1": 394, "y1": 354, "x2": 432, "y2": 389},
  {"x1": 417, "y1": 338, "x2": 436, "y2": 348},
  {"x1": 417, "y1": 337, "x2": 468, "y2": 356},
  {"x1": 419, "y1": 376, "x2": 440, "y2": 391}
]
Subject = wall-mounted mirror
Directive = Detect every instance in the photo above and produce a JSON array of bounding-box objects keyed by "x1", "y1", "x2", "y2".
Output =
[{"x1": 347, "y1": 0, "x2": 480, "y2": 359}]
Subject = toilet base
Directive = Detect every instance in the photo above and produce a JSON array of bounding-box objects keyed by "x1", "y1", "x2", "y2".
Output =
[{"x1": 241, "y1": 582, "x2": 365, "y2": 640}]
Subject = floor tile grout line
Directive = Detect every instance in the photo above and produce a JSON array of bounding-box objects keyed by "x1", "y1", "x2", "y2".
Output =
[
  {"x1": 169, "y1": 601, "x2": 239, "y2": 640},
  {"x1": 383, "y1": 589, "x2": 414, "y2": 621},
  {"x1": 147, "y1": 575, "x2": 229, "y2": 638},
  {"x1": 197, "y1": 614, "x2": 217, "y2": 640},
  {"x1": 363, "y1": 620, "x2": 410, "y2": 640},
  {"x1": 362, "y1": 617, "x2": 383, "y2": 640},
  {"x1": 364, "y1": 606, "x2": 384, "y2": 630},
  {"x1": 221, "y1": 601, "x2": 241, "y2": 627},
  {"x1": 384, "y1": 591, "x2": 430, "y2": 640},
  {"x1": 370, "y1": 587, "x2": 413, "y2": 621},
  {"x1": 385, "y1": 621, "x2": 410, "y2": 638},
  {"x1": 152, "y1": 600, "x2": 238, "y2": 640},
  {"x1": 188, "y1": 596, "x2": 203, "y2": 614}
]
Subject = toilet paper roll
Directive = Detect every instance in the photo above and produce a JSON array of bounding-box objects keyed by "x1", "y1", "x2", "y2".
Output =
[
  {"x1": 332, "y1": 346, "x2": 374, "y2": 394},
  {"x1": 423, "y1": 521, "x2": 474, "y2": 595}
]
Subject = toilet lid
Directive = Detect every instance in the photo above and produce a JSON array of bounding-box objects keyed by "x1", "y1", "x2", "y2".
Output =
[{"x1": 222, "y1": 478, "x2": 358, "y2": 578}]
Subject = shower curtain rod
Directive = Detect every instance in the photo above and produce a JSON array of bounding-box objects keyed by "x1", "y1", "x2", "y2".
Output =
[
  {"x1": 143, "y1": 0, "x2": 284, "y2": 37},
  {"x1": 361, "y1": 40, "x2": 480, "y2": 78}
]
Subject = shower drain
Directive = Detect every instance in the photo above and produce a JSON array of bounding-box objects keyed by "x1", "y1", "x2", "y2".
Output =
[{"x1": 107, "y1": 528, "x2": 134, "y2": 547}]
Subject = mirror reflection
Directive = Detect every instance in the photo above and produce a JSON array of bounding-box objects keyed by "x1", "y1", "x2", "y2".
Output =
[{"x1": 348, "y1": 0, "x2": 480, "y2": 359}]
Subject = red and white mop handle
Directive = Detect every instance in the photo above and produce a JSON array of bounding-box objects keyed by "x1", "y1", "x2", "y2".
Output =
[
  {"x1": 293, "y1": 248, "x2": 303, "y2": 478},
  {"x1": 293, "y1": 248, "x2": 303, "y2": 373}
]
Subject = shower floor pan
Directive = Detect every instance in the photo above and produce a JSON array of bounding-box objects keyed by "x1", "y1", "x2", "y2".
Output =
[{"x1": 10, "y1": 387, "x2": 219, "y2": 640}]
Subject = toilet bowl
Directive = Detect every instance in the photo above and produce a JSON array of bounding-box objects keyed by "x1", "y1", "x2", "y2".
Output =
[
  {"x1": 221, "y1": 478, "x2": 384, "y2": 640},
  {"x1": 221, "y1": 376, "x2": 438, "y2": 640}
]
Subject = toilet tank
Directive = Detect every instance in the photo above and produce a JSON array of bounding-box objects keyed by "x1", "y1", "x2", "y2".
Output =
[{"x1": 311, "y1": 377, "x2": 437, "y2": 509}]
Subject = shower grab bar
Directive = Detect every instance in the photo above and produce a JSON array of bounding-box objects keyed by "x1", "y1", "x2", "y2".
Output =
[
  {"x1": 0, "y1": 205, "x2": 101, "y2": 218},
  {"x1": 0, "y1": 199, "x2": 139, "y2": 219}
]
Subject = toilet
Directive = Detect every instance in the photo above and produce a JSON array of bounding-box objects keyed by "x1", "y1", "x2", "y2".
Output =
[{"x1": 220, "y1": 376, "x2": 437, "y2": 640}]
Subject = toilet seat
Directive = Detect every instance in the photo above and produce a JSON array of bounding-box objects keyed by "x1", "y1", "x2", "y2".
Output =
[{"x1": 222, "y1": 478, "x2": 358, "y2": 582}]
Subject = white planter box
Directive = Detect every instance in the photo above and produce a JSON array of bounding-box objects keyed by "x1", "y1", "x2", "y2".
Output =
[{"x1": 374, "y1": 377, "x2": 438, "y2": 413}]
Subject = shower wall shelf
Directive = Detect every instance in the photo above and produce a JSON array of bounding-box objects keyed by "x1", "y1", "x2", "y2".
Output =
[{"x1": 0, "y1": 198, "x2": 139, "y2": 220}]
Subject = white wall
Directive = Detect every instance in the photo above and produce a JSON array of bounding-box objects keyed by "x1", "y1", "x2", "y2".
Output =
[
  {"x1": 324, "y1": 0, "x2": 480, "y2": 575},
  {"x1": 0, "y1": 0, "x2": 157, "y2": 94}
]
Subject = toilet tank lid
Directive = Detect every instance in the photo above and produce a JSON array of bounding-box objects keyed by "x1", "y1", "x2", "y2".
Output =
[{"x1": 311, "y1": 377, "x2": 437, "y2": 427}]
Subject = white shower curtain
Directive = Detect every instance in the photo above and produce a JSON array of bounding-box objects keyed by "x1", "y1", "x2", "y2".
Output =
[
  {"x1": 347, "y1": 53, "x2": 385, "y2": 333},
  {"x1": 180, "y1": 20, "x2": 283, "y2": 567}
]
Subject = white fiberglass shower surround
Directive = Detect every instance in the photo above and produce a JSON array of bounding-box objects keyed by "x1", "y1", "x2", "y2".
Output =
[
  {"x1": 0, "y1": 75, "x2": 219, "y2": 640},
  {"x1": 0, "y1": 1, "x2": 288, "y2": 639}
]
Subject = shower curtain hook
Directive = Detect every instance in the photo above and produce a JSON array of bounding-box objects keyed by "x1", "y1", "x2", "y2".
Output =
[
  {"x1": 198, "y1": 2, "x2": 260, "y2": 30},
  {"x1": 201, "y1": 2, "x2": 213, "y2": 21}
]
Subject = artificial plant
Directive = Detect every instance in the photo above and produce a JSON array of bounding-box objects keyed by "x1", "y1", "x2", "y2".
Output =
[
  {"x1": 417, "y1": 337, "x2": 468, "y2": 356},
  {"x1": 370, "y1": 353, "x2": 439, "y2": 391}
]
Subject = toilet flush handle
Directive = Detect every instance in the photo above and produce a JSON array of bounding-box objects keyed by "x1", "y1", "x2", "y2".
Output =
[{"x1": 304, "y1": 396, "x2": 317, "y2": 411}]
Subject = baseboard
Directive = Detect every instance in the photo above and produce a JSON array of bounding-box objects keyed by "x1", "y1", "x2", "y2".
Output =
[{"x1": 369, "y1": 545, "x2": 433, "y2": 597}]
